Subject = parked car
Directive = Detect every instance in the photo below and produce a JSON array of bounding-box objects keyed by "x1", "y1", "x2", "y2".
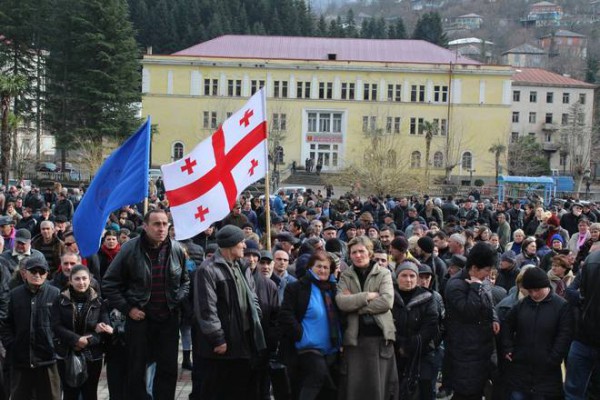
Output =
[
  {"x1": 149, "y1": 168, "x2": 162, "y2": 181},
  {"x1": 36, "y1": 162, "x2": 59, "y2": 172}
]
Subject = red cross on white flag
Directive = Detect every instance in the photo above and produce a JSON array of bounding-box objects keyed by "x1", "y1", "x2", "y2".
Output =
[{"x1": 161, "y1": 89, "x2": 268, "y2": 240}]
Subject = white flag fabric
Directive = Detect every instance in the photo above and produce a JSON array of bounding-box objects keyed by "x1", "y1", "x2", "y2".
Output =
[{"x1": 161, "y1": 89, "x2": 268, "y2": 240}]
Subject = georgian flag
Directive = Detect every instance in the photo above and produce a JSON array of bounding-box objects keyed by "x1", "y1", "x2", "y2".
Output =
[{"x1": 161, "y1": 89, "x2": 268, "y2": 240}]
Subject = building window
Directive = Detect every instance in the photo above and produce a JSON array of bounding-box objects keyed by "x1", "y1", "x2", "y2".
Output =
[
  {"x1": 308, "y1": 112, "x2": 317, "y2": 132},
  {"x1": 226, "y1": 112, "x2": 233, "y2": 118},
  {"x1": 433, "y1": 85, "x2": 448, "y2": 102},
  {"x1": 319, "y1": 113, "x2": 331, "y2": 132},
  {"x1": 172, "y1": 142, "x2": 184, "y2": 161},
  {"x1": 387, "y1": 84, "x2": 401, "y2": 102},
  {"x1": 386, "y1": 117, "x2": 392, "y2": 134},
  {"x1": 363, "y1": 83, "x2": 378, "y2": 101},
  {"x1": 513, "y1": 90, "x2": 521, "y2": 102},
  {"x1": 545, "y1": 113, "x2": 553, "y2": 124},
  {"x1": 341, "y1": 83, "x2": 355, "y2": 100},
  {"x1": 560, "y1": 154, "x2": 567, "y2": 166},
  {"x1": 297, "y1": 81, "x2": 311, "y2": 99},
  {"x1": 440, "y1": 119, "x2": 447, "y2": 136},
  {"x1": 273, "y1": 81, "x2": 288, "y2": 98},
  {"x1": 462, "y1": 152, "x2": 472, "y2": 170},
  {"x1": 409, "y1": 117, "x2": 425, "y2": 135},
  {"x1": 203, "y1": 111, "x2": 218, "y2": 129},
  {"x1": 394, "y1": 117, "x2": 401, "y2": 134},
  {"x1": 272, "y1": 113, "x2": 287, "y2": 131},
  {"x1": 545, "y1": 132, "x2": 552, "y2": 142},
  {"x1": 433, "y1": 151, "x2": 444, "y2": 168},
  {"x1": 562, "y1": 92, "x2": 570, "y2": 104},
  {"x1": 511, "y1": 132, "x2": 519, "y2": 143},
  {"x1": 411, "y1": 85, "x2": 425, "y2": 102},
  {"x1": 227, "y1": 79, "x2": 242, "y2": 97},
  {"x1": 579, "y1": 93, "x2": 586, "y2": 104},
  {"x1": 251, "y1": 80, "x2": 265, "y2": 95},
  {"x1": 332, "y1": 114, "x2": 342, "y2": 133},
  {"x1": 512, "y1": 112, "x2": 520, "y2": 123},
  {"x1": 546, "y1": 92, "x2": 554, "y2": 103},
  {"x1": 529, "y1": 112, "x2": 536, "y2": 123},
  {"x1": 530, "y1": 91, "x2": 537, "y2": 103},
  {"x1": 309, "y1": 111, "x2": 343, "y2": 134},
  {"x1": 387, "y1": 150, "x2": 397, "y2": 168},
  {"x1": 319, "y1": 82, "x2": 333, "y2": 99},
  {"x1": 362, "y1": 116, "x2": 377, "y2": 133},
  {"x1": 561, "y1": 113, "x2": 569, "y2": 125},
  {"x1": 411, "y1": 151, "x2": 421, "y2": 168},
  {"x1": 204, "y1": 79, "x2": 218, "y2": 96},
  {"x1": 528, "y1": 132, "x2": 536, "y2": 137}
]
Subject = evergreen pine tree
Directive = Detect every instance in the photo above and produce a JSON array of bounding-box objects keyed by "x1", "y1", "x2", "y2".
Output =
[
  {"x1": 45, "y1": 0, "x2": 141, "y2": 159},
  {"x1": 317, "y1": 15, "x2": 328, "y2": 36},
  {"x1": 345, "y1": 9, "x2": 358, "y2": 38},
  {"x1": 412, "y1": 12, "x2": 447, "y2": 47}
]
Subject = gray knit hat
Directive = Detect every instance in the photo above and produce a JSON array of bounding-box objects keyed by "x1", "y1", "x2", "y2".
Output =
[
  {"x1": 396, "y1": 261, "x2": 419, "y2": 276},
  {"x1": 216, "y1": 225, "x2": 245, "y2": 248}
]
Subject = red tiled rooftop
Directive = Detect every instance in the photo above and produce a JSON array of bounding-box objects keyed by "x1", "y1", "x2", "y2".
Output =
[
  {"x1": 512, "y1": 67, "x2": 596, "y2": 88},
  {"x1": 172, "y1": 35, "x2": 481, "y2": 65}
]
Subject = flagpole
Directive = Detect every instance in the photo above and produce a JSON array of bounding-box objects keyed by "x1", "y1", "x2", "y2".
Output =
[{"x1": 262, "y1": 88, "x2": 272, "y2": 252}]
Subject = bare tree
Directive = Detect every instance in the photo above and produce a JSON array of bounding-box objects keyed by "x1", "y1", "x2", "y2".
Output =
[
  {"x1": 332, "y1": 118, "x2": 422, "y2": 197},
  {"x1": 559, "y1": 102, "x2": 592, "y2": 192}
]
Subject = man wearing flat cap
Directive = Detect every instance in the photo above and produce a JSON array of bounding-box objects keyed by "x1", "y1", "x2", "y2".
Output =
[
  {"x1": 0, "y1": 228, "x2": 45, "y2": 274},
  {"x1": 1, "y1": 257, "x2": 61, "y2": 399},
  {"x1": 194, "y1": 224, "x2": 266, "y2": 399}
]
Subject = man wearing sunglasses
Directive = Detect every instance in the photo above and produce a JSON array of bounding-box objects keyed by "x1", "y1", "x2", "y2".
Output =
[{"x1": 0, "y1": 257, "x2": 61, "y2": 399}]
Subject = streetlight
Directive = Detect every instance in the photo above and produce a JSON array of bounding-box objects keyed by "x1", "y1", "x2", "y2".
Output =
[{"x1": 468, "y1": 168, "x2": 476, "y2": 186}]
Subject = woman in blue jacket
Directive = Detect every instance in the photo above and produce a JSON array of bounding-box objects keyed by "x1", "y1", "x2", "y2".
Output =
[{"x1": 278, "y1": 250, "x2": 342, "y2": 400}]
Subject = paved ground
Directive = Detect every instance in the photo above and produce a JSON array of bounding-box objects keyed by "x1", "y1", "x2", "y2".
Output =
[{"x1": 96, "y1": 351, "x2": 193, "y2": 399}]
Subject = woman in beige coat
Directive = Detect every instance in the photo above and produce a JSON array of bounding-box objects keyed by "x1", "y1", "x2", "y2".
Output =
[{"x1": 336, "y1": 236, "x2": 398, "y2": 400}]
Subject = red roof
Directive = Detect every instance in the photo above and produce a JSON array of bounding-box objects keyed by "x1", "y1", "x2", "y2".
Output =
[
  {"x1": 512, "y1": 67, "x2": 596, "y2": 88},
  {"x1": 172, "y1": 35, "x2": 480, "y2": 65}
]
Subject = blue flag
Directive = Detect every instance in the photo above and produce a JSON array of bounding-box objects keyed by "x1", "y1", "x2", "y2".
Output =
[{"x1": 73, "y1": 118, "x2": 151, "y2": 257}]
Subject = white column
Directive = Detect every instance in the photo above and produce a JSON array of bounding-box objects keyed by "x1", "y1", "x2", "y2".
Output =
[
  {"x1": 142, "y1": 68, "x2": 151, "y2": 94},
  {"x1": 334, "y1": 76, "x2": 341, "y2": 99},
  {"x1": 219, "y1": 73, "x2": 226, "y2": 96},
  {"x1": 289, "y1": 74, "x2": 296, "y2": 99},
  {"x1": 356, "y1": 79, "x2": 364, "y2": 101},
  {"x1": 311, "y1": 76, "x2": 319, "y2": 100},
  {"x1": 167, "y1": 70, "x2": 173, "y2": 95},
  {"x1": 190, "y1": 71, "x2": 202, "y2": 96},
  {"x1": 242, "y1": 74, "x2": 250, "y2": 97},
  {"x1": 451, "y1": 79, "x2": 462, "y2": 104},
  {"x1": 479, "y1": 80, "x2": 486, "y2": 104},
  {"x1": 426, "y1": 79, "x2": 433, "y2": 102}
]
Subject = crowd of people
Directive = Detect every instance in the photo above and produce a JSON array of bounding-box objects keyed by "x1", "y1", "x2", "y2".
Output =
[{"x1": 0, "y1": 180, "x2": 598, "y2": 400}]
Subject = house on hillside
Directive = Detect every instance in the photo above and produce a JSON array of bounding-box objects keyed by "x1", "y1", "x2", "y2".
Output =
[
  {"x1": 448, "y1": 38, "x2": 494, "y2": 63},
  {"x1": 539, "y1": 30, "x2": 587, "y2": 59},
  {"x1": 454, "y1": 14, "x2": 483, "y2": 30},
  {"x1": 523, "y1": 1, "x2": 563, "y2": 26},
  {"x1": 501, "y1": 43, "x2": 547, "y2": 68}
]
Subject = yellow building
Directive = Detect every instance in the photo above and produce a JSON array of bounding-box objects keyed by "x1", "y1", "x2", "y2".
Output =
[{"x1": 141, "y1": 35, "x2": 513, "y2": 182}]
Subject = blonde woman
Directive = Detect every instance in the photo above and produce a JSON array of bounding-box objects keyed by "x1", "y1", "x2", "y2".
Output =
[{"x1": 336, "y1": 236, "x2": 398, "y2": 400}]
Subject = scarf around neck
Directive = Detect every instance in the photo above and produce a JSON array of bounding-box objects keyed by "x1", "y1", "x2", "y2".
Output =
[{"x1": 308, "y1": 270, "x2": 341, "y2": 348}]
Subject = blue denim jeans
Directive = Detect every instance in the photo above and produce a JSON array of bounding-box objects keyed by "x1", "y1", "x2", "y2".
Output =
[{"x1": 564, "y1": 340, "x2": 600, "y2": 400}]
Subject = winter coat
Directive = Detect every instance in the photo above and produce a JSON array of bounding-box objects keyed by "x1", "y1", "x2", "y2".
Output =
[
  {"x1": 496, "y1": 266, "x2": 520, "y2": 292},
  {"x1": 54, "y1": 288, "x2": 110, "y2": 361},
  {"x1": 392, "y1": 286, "x2": 439, "y2": 359},
  {"x1": 578, "y1": 250, "x2": 600, "y2": 347},
  {"x1": 501, "y1": 292, "x2": 574, "y2": 396},
  {"x1": 102, "y1": 233, "x2": 189, "y2": 315},
  {"x1": 444, "y1": 268, "x2": 498, "y2": 396},
  {"x1": 193, "y1": 250, "x2": 266, "y2": 359},
  {"x1": 336, "y1": 263, "x2": 395, "y2": 346},
  {"x1": 0, "y1": 282, "x2": 61, "y2": 368},
  {"x1": 548, "y1": 269, "x2": 574, "y2": 299}
]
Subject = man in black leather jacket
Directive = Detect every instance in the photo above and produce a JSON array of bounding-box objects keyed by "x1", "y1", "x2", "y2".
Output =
[
  {"x1": 103, "y1": 209, "x2": 189, "y2": 400},
  {"x1": 0, "y1": 257, "x2": 61, "y2": 400},
  {"x1": 565, "y1": 244, "x2": 600, "y2": 400}
]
